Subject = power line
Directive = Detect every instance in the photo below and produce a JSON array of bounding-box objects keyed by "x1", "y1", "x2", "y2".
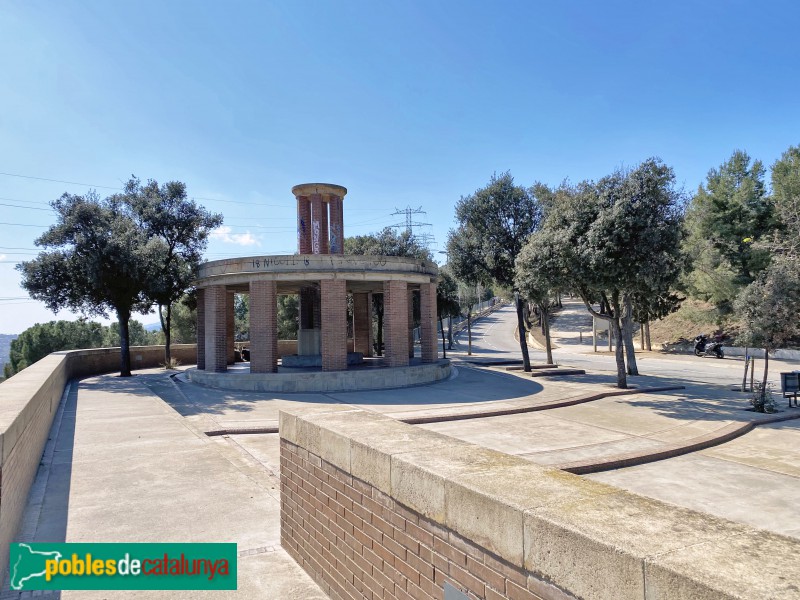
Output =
[
  {"x1": 0, "y1": 172, "x2": 394, "y2": 213},
  {"x1": 0, "y1": 202, "x2": 54, "y2": 212},
  {"x1": 0, "y1": 171, "x2": 290, "y2": 207}
]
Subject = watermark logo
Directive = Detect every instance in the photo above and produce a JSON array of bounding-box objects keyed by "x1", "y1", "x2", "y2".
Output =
[{"x1": 9, "y1": 543, "x2": 237, "y2": 590}]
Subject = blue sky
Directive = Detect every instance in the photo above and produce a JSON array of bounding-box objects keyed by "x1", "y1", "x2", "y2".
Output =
[{"x1": 1, "y1": 0, "x2": 798, "y2": 333}]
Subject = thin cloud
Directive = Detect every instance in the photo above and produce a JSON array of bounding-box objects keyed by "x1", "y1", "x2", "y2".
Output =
[{"x1": 210, "y1": 226, "x2": 260, "y2": 247}]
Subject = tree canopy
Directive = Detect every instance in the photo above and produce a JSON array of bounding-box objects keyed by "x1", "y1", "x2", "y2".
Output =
[
  {"x1": 447, "y1": 172, "x2": 542, "y2": 370},
  {"x1": 125, "y1": 177, "x2": 222, "y2": 362},
  {"x1": 3, "y1": 319, "x2": 159, "y2": 378},
  {"x1": 18, "y1": 178, "x2": 221, "y2": 375},
  {"x1": 516, "y1": 159, "x2": 684, "y2": 387},
  {"x1": 683, "y1": 150, "x2": 774, "y2": 308}
]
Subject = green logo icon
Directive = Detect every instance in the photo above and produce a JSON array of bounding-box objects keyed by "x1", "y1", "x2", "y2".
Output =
[{"x1": 9, "y1": 543, "x2": 237, "y2": 590}]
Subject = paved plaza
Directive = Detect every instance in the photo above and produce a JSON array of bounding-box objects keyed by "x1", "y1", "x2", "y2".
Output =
[{"x1": 6, "y1": 302, "x2": 800, "y2": 597}]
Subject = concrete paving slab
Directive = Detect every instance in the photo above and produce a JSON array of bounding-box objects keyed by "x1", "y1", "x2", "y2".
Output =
[
  {"x1": 422, "y1": 411, "x2": 628, "y2": 455},
  {"x1": 521, "y1": 437, "x2": 668, "y2": 466},
  {"x1": 5, "y1": 373, "x2": 325, "y2": 599},
  {"x1": 588, "y1": 452, "x2": 800, "y2": 539}
]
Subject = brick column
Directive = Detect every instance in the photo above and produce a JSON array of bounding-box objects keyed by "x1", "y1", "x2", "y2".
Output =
[
  {"x1": 297, "y1": 195, "x2": 311, "y2": 254},
  {"x1": 226, "y1": 291, "x2": 236, "y2": 364},
  {"x1": 310, "y1": 193, "x2": 323, "y2": 254},
  {"x1": 408, "y1": 289, "x2": 415, "y2": 359},
  {"x1": 250, "y1": 281, "x2": 278, "y2": 373},
  {"x1": 204, "y1": 285, "x2": 227, "y2": 373},
  {"x1": 196, "y1": 288, "x2": 206, "y2": 370},
  {"x1": 352, "y1": 292, "x2": 373, "y2": 357},
  {"x1": 320, "y1": 199, "x2": 329, "y2": 254},
  {"x1": 420, "y1": 282, "x2": 438, "y2": 363},
  {"x1": 328, "y1": 195, "x2": 344, "y2": 254},
  {"x1": 384, "y1": 280, "x2": 409, "y2": 367},
  {"x1": 320, "y1": 279, "x2": 347, "y2": 371}
]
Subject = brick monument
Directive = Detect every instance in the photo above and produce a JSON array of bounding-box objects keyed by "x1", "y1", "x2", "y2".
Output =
[{"x1": 193, "y1": 183, "x2": 440, "y2": 383}]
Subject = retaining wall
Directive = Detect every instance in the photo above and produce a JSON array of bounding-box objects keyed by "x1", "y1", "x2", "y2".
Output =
[
  {"x1": 280, "y1": 406, "x2": 800, "y2": 600},
  {"x1": 0, "y1": 343, "x2": 196, "y2": 579}
]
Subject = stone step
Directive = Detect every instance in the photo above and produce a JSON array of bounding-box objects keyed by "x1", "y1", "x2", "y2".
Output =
[
  {"x1": 504, "y1": 364, "x2": 558, "y2": 371},
  {"x1": 529, "y1": 368, "x2": 586, "y2": 378},
  {"x1": 463, "y1": 359, "x2": 522, "y2": 366}
]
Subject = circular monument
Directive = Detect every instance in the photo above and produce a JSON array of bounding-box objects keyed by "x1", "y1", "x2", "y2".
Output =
[{"x1": 188, "y1": 183, "x2": 449, "y2": 392}]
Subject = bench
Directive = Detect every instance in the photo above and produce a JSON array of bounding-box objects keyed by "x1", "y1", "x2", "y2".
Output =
[{"x1": 780, "y1": 372, "x2": 799, "y2": 407}]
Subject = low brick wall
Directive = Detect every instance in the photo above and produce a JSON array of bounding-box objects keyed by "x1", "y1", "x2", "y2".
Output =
[
  {"x1": 280, "y1": 406, "x2": 800, "y2": 600},
  {"x1": 0, "y1": 343, "x2": 197, "y2": 579}
]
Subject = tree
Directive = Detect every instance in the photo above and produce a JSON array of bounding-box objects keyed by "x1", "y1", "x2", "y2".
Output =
[
  {"x1": 3, "y1": 318, "x2": 158, "y2": 378},
  {"x1": 3, "y1": 320, "x2": 105, "y2": 378},
  {"x1": 345, "y1": 228, "x2": 432, "y2": 356},
  {"x1": 277, "y1": 295, "x2": 299, "y2": 340},
  {"x1": 766, "y1": 145, "x2": 800, "y2": 259},
  {"x1": 103, "y1": 320, "x2": 160, "y2": 347},
  {"x1": 532, "y1": 161, "x2": 684, "y2": 388},
  {"x1": 233, "y1": 294, "x2": 250, "y2": 341},
  {"x1": 125, "y1": 178, "x2": 222, "y2": 363},
  {"x1": 515, "y1": 227, "x2": 565, "y2": 365},
  {"x1": 169, "y1": 293, "x2": 198, "y2": 344},
  {"x1": 18, "y1": 191, "x2": 161, "y2": 376},
  {"x1": 683, "y1": 150, "x2": 774, "y2": 308},
  {"x1": 734, "y1": 259, "x2": 800, "y2": 407},
  {"x1": 631, "y1": 291, "x2": 684, "y2": 351},
  {"x1": 436, "y1": 269, "x2": 460, "y2": 358},
  {"x1": 447, "y1": 173, "x2": 541, "y2": 370},
  {"x1": 458, "y1": 282, "x2": 479, "y2": 355}
]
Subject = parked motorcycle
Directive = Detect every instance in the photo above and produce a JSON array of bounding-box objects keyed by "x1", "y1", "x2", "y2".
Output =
[{"x1": 694, "y1": 334, "x2": 724, "y2": 358}]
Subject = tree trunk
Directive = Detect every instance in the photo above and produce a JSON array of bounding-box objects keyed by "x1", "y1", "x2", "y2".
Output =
[
  {"x1": 621, "y1": 296, "x2": 639, "y2": 376},
  {"x1": 467, "y1": 309, "x2": 472, "y2": 356},
  {"x1": 439, "y1": 315, "x2": 446, "y2": 359},
  {"x1": 762, "y1": 347, "x2": 770, "y2": 401},
  {"x1": 159, "y1": 303, "x2": 172, "y2": 364},
  {"x1": 515, "y1": 294, "x2": 531, "y2": 372},
  {"x1": 640, "y1": 324, "x2": 645, "y2": 350},
  {"x1": 579, "y1": 293, "x2": 626, "y2": 388},
  {"x1": 645, "y1": 321, "x2": 652, "y2": 351},
  {"x1": 611, "y1": 316, "x2": 627, "y2": 389},
  {"x1": 118, "y1": 308, "x2": 132, "y2": 377},
  {"x1": 447, "y1": 316, "x2": 453, "y2": 350},
  {"x1": 541, "y1": 303, "x2": 553, "y2": 365},
  {"x1": 742, "y1": 350, "x2": 749, "y2": 392}
]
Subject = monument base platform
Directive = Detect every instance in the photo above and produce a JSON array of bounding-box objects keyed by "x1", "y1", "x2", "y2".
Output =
[
  {"x1": 281, "y1": 352, "x2": 364, "y2": 368},
  {"x1": 186, "y1": 359, "x2": 451, "y2": 393}
]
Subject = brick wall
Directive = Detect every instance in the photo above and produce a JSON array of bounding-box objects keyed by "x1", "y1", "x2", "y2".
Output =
[
  {"x1": 420, "y1": 282, "x2": 437, "y2": 363},
  {"x1": 280, "y1": 438, "x2": 566, "y2": 600},
  {"x1": 321, "y1": 279, "x2": 347, "y2": 371},
  {"x1": 204, "y1": 285, "x2": 228, "y2": 372},
  {"x1": 196, "y1": 288, "x2": 206, "y2": 370},
  {"x1": 383, "y1": 281, "x2": 409, "y2": 367},
  {"x1": 279, "y1": 407, "x2": 800, "y2": 600},
  {"x1": 250, "y1": 280, "x2": 278, "y2": 373}
]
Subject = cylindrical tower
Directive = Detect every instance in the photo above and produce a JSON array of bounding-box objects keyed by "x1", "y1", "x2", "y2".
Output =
[{"x1": 292, "y1": 183, "x2": 347, "y2": 255}]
